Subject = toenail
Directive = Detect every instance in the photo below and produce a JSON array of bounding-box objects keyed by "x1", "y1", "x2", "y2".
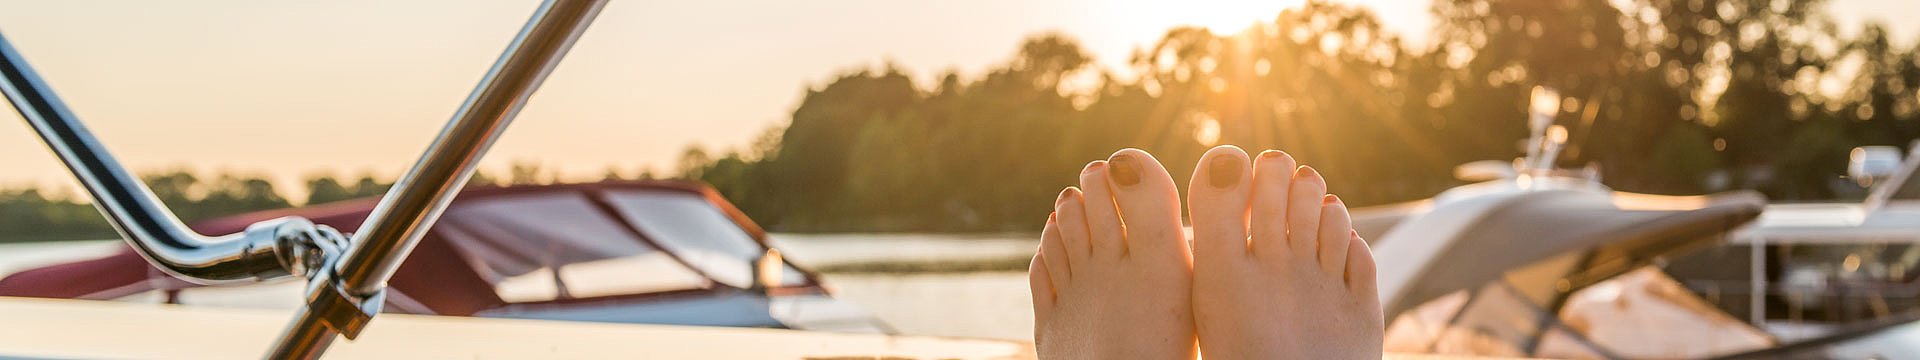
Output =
[
  {"x1": 1082, "y1": 161, "x2": 1106, "y2": 174},
  {"x1": 1109, "y1": 155, "x2": 1142, "y2": 186},
  {"x1": 1324, "y1": 194, "x2": 1339, "y2": 205},
  {"x1": 1208, "y1": 155, "x2": 1241, "y2": 189},
  {"x1": 1296, "y1": 165, "x2": 1321, "y2": 179},
  {"x1": 1259, "y1": 150, "x2": 1288, "y2": 159},
  {"x1": 1056, "y1": 188, "x2": 1074, "y2": 205}
]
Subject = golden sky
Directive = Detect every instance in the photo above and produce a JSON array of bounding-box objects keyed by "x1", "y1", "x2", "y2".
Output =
[{"x1": 0, "y1": 0, "x2": 1911, "y2": 201}]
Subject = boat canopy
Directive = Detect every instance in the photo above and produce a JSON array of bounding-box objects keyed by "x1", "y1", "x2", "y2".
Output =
[
  {"x1": 0, "y1": 181, "x2": 819, "y2": 317},
  {"x1": 1375, "y1": 188, "x2": 1765, "y2": 318}
]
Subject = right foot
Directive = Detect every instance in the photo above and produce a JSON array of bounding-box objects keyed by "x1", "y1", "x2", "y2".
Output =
[
  {"x1": 1030, "y1": 149, "x2": 1198, "y2": 360},
  {"x1": 1187, "y1": 146, "x2": 1385, "y2": 359}
]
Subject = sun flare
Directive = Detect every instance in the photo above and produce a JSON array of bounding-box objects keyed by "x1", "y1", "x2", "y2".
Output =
[{"x1": 1188, "y1": 0, "x2": 1302, "y2": 34}]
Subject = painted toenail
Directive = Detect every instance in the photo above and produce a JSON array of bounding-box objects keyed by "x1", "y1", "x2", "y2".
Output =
[
  {"x1": 1324, "y1": 194, "x2": 1339, "y2": 205},
  {"x1": 1110, "y1": 155, "x2": 1142, "y2": 186},
  {"x1": 1296, "y1": 165, "x2": 1320, "y2": 179},
  {"x1": 1209, "y1": 155, "x2": 1241, "y2": 189},
  {"x1": 1259, "y1": 150, "x2": 1287, "y2": 159},
  {"x1": 1082, "y1": 161, "x2": 1106, "y2": 174},
  {"x1": 1056, "y1": 188, "x2": 1074, "y2": 205}
]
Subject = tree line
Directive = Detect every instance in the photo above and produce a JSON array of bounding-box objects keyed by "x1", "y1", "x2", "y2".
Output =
[
  {"x1": 0, "y1": 165, "x2": 594, "y2": 242},
  {"x1": 681, "y1": 0, "x2": 1920, "y2": 232},
  {"x1": 6, "y1": 0, "x2": 1919, "y2": 239}
]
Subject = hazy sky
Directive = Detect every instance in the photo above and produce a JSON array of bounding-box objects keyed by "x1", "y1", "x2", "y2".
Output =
[{"x1": 0, "y1": 0, "x2": 1912, "y2": 201}]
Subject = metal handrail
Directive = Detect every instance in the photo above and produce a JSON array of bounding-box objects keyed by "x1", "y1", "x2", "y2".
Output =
[
  {"x1": 2, "y1": 0, "x2": 607, "y2": 358},
  {"x1": 266, "y1": 0, "x2": 607, "y2": 358},
  {"x1": 0, "y1": 17, "x2": 329, "y2": 285}
]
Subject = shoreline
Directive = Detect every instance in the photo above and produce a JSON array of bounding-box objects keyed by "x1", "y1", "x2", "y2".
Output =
[{"x1": 814, "y1": 256, "x2": 1032, "y2": 274}]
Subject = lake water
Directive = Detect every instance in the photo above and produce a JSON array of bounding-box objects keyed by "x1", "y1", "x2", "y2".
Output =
[
  {"x1": 770, "y1": 233, "x2": 1038, "y2": 341},
  {"x1": 0, "y1": 233, "x2": 1043, "y2": 342}
]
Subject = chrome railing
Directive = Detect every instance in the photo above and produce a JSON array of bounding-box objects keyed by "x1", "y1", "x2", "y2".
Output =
[
  {"x1": 0, "y1": 18, "x2": 343, "y2": 285},
  {"x1": 0, "y1": 0, "x2": 608, "y2": 358},
  {"x1": 269, "y1": 0, "x2": 607, "y2": 358}
]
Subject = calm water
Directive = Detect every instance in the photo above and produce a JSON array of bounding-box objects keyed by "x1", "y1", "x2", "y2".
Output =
[
  {"x1": 767, "y1": 232, "x2": 1037, "y2": 267},
  {"x1": 0, "y1": 233, "x2": 1042, "y2": 341},
  {"x1": 771, "y1": 233, "x2": 1037, "y2": 340},
  {"x1": 821, "y1": 272, "x2": 1033, "y2": 341}
]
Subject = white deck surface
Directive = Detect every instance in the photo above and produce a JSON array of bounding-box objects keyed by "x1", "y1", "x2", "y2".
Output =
[{"x1": 0, "y1": 297, "x2": 1033, "y2": 359}]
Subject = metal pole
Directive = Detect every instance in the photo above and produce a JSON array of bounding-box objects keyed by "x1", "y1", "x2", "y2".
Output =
[
  {"x1": 266, "y1": 0, "x2": 606, "y2": 358},
  {"x1": 1751, "y1": 236, "x2": 1766, "y2": 326},
  {"x1": 1, "y1": 28, "x2": 305, "y2": 284}
]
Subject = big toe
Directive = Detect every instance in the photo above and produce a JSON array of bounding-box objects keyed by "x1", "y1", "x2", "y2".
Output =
[{"x1": 1104, "y1": 149, "x2": 1189, "y2": 258}]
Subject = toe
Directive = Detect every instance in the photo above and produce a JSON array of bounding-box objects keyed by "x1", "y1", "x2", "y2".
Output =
[
  {"x1": 1054, "y1": 187, "x2": 1093, "y2": 267},
  {"x1": 1188, "y1": 145, "x2": 1252, "y2": 259},
  {"x1": 1105, "y1": 149, "x2": 1188, "y2": 256},
  {"x1": 1078, "y1": 161, "x2": 1127, "y2": 257},
  {"x1": 1028, "y1": 253, "x2": 1055, "y2": 326},
  {"x1": 1248, "y1": 150, "x2": 1298, "y2": 258},
  {"x1": 1286, "y1": 166, "x2": 1328, "y2": 259},
  {"x1": 1316, "y1": 195, "x2": 1353, "y2": 274},
  {"x1": 1344, "y1": 231, "x2": 1379, "y2": 296},
  {"x1": 1041, "y1": 213, "x2": 1073, "y2": 286}
]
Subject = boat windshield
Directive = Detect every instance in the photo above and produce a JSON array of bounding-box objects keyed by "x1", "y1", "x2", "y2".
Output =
[
  {"x1": 600, "y1": 189, "x2": 809, "y2": 289},
  {"x1": 1384, "y1": 265, "x2": 1774, "y2": 358},
  {"x1": 437, "y1": 192, "x2": 711, "y2": 303}
]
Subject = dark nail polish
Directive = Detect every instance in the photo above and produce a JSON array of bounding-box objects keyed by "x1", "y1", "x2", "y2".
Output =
[
  {"x1": 1110, "y1": 155, "x2": 1141, "y2": 186},
  {"x1": 1082, "y1": 161, "x2": 1106, "y2": 175},
  {"x1": 1208, "y1": 155, "x2": 1241, "y2": 189},
  {"x1": 1296, "y1": 165, "x2": 1320, "y2": 179}
]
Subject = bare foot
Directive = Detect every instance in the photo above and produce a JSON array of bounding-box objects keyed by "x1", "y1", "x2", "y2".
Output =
[
  {"x1": 1187, "y1": 146, "x2": 1384, "y2": 359},
  {"x1": 1030, "y1": 149, "x2": 1198, "y2": 360}
]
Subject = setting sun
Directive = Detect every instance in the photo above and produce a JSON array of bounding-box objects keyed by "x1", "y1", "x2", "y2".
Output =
[
  {"x1": 1097, "y1": 0, "x2": 1303, "y2": 38},
  {"x1": 1186, "y1": 0, "x2": 1301, "y2": 34}
]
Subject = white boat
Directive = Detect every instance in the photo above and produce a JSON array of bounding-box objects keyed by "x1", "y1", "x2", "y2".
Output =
[
  {"x1": 0, "y1": 1, "x2": 1030, "y2": 358},
  {"x1": 0, "y1": 182, "x2": 893, "y2": 333},
  {"x1": 1360, "y1": 88, "x2": 1920, "y2": 359}
]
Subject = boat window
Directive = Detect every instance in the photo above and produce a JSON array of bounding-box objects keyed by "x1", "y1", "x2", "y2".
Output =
[
  {"x1": 1387, "y1": 259, "x2": 1777, "y2": 358},
  {"x1": 602, "y1": 189, "x2": 809, "y2": 289},
  {"x1": 1666, "y1": 241, "x2": 1920, "y2": 345},
  {"x1": 439, "y1": 192, "x2": 710, "y2": 303},
  {"x1": 1767, "y1": 243, "x2": 1920, "y2": 325}
]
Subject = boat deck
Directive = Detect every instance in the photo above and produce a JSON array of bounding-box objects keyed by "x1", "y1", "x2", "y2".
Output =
[
  {"x1": 0, "y1": 296, "x2": 1529, "y2": 359},
  {"x1": 0, "y1": 297, "x2": 1031, "y2": 359}
]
